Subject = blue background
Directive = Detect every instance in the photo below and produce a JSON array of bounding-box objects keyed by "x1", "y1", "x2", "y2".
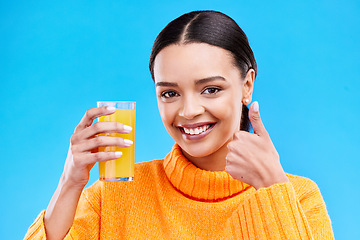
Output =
[{"x1": 1, "y1": 0, "x2": 359, "y2": 239}]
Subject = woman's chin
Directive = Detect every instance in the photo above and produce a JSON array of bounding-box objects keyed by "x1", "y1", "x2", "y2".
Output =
[{"x1": 178, "y1": 141, "x2": 225, "y2": 159}]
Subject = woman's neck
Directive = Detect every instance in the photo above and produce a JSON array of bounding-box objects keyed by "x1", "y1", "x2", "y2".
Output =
[{"x1": 181, "y1": 141, "x2": 230, "y2": 171}]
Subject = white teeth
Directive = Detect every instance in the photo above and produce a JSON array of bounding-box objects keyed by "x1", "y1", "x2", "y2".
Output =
[{"x1": 182, "y1": 124, "x2": 211, "y2": 135}]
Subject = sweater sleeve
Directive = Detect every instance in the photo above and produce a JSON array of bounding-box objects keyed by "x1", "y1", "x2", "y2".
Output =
[
  {"x1": 24, "y1": 182, "x2": 102, "y2": 240},
  {"x1": 232, "y1": 180, "x2": 334, "y2": 240}
]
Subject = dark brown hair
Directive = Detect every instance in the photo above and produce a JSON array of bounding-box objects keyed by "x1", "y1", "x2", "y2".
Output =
[{"x1": 149, "y1": 10, "x2": 257, "y2": 132}]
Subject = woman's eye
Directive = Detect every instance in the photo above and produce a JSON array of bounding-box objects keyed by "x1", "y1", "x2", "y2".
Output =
[
  {"x1": 161, "y1": 91, "x2": 179, "y2": 98},
  {"x1": 202, "y1": 87, "x2": 221, "y2": 95}
]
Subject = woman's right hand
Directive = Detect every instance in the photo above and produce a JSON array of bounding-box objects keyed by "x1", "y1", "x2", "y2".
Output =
[
  {"x1": 43, "y1": 106, "x2": 133, "y2": 240},
  {"x1": 62, "y1": 106, "x2": 133, "y2": 189}
]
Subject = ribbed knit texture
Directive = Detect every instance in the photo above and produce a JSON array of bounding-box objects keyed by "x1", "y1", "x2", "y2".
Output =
[{"x1": 24, "y1": 144, "x2": 334, "y2": 239}]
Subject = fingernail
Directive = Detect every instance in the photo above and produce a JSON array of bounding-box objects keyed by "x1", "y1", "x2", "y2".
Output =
[
  {"x1": 115, "y1": 151, "x2": 122, "y2": 158},
  {"x1": 124, "y1": 139, "x2": 133, "y2": 146},
  {"x1": 123, "y1": 125, "x2": 132, "y2": 132},
  {"x1": 107, "y1": 106, "x2": 116, "y2": 112},
  {"x1": 253, "y1": 101, "x2": 259, "y2": 113}
]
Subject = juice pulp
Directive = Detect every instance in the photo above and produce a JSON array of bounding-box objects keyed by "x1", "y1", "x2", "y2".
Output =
[{"x1": 98, "y1": 109, "x2": 135, "y2": 180}]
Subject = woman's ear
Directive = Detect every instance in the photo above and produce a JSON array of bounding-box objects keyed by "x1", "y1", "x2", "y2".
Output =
[{"x1": 242, "y1": 69, "x2": 255, "y2": 104}]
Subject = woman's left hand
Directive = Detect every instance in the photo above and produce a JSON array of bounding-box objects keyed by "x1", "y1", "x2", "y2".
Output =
[{"x1": 225, "y1": 101, "x2": 289, "y2": 190}]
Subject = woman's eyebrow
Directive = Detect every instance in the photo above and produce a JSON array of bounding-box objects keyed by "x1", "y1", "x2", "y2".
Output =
[
  {"x1": 195, "y1": 76, "x2": 226, "y2": 85},
  {"x1": 155, "y1": 76, "x2": 225, "y2": 87},
  {"x1": 155, "y1": 82, "x2": 178, "y2": 87}
]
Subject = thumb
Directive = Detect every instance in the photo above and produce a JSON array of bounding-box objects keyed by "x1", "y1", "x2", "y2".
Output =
[{"x1": 249, "y1": 101, "x2": 267, "y2": 137}]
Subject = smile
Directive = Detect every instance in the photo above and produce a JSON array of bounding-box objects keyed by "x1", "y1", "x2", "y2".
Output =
[
  {"x1": 183, "y1": 124, "x2": 211, "y2": 135},
  {"x1": 177, "y1": 122, "x2": 216, "y2": 140}
]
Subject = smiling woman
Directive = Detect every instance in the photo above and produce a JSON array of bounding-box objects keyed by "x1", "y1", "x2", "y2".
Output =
[{"x1": 24, "y1": 10, "x2": 334, "y2": 240}]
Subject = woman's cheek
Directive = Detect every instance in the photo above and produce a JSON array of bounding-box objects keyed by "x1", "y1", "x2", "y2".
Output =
[
  {"x1": 160, "y1": 104, "x2": 178, "y2": 133},
  {"x1": 211, "y1": 99, "x2": 241, "y2": 132},
  {"x1": 209, "y1": 96, "x2": 237, "y2": 120}
]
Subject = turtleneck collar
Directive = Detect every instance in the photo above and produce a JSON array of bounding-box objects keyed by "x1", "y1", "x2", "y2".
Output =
[{"x1": 163, "y1": 144, "x2": 250, "y2": 201}]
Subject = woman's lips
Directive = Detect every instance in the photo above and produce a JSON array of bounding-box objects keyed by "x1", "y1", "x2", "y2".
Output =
[{"x1": 178, "y1": 123, "x2": 216, "y2": 140}]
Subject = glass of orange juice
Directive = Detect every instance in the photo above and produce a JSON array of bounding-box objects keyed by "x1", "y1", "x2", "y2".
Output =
[{"x1": 97, "y1": 101, "x2": 135, "y2": 181}]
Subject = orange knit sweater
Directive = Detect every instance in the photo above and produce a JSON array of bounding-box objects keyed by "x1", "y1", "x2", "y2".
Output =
[{"x1": 25, "y1": 144, "x2": 334, "y2": 239}]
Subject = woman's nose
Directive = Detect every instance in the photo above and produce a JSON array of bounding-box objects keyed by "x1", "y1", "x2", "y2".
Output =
[{"x1": 178, "y1": 96, "x2": 205, "y2": 119}]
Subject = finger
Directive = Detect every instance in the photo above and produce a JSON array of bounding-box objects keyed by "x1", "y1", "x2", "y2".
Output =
[
  {"x1": 225, "y1": 156, "x2": 247, "y2": 180},
  {"x1": 74, "y1": 136, "x2": 133, "y2": 153},
  {"x1": 75, "y1": 106, "x2": 116, "y2": 132},
  {"x1": 227, "y1": 140, "x2": 242, "y2": 155},
  {"x1": 78, "y1": 151, "x2": 123, "y2": 165},
  {"x1": 80, "y1": 122, "x2": 132, "y2": 140},
  {"x1": 232, "y1": 130, "x2": 265, "y2": 148},
  {"x1": 248, "y1": 101, "x2": 268, "y2": 137}
]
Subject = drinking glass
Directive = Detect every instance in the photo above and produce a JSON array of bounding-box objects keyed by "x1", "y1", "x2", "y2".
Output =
[{"x1": 97, "y1": 101, "x2": 135, "y2": 181}]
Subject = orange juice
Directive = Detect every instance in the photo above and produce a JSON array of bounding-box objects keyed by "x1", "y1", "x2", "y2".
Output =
[{"x1": 98, "y1": 109, "x2": 135, "y2": 181}]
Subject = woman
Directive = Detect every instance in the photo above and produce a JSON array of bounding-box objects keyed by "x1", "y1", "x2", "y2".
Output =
[{"x1": 25, "y1": 10, "x2": 334, "y2": 239}]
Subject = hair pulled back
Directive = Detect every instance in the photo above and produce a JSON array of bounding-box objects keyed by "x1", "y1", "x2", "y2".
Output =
[{"x1": 149, "y1": 10, "x2": 257, "y2": 132}]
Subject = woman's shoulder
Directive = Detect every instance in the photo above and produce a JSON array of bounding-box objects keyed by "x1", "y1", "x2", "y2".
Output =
[
  {"x1": 286, "y1": 173, "x2": 324, "y2": 202},
  {"x1": 135, "y1": 159, "x2": 164, "y2": 174},
  {"x1": 286, "y1": 173, "x2": 318, "y2": 188},
  {"x1": 84, "y1": 159, "x2": 167, "y2": 195},
  {"x1": 134, "y1": 159, "x2": 167, "y2": 182}
]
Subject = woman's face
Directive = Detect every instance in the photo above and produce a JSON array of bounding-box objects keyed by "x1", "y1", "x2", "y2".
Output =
[{"x1": 153, "y1": 43, "x2": 253, "y2": 159}]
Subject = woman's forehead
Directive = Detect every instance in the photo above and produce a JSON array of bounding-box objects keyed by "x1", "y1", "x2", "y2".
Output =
[{"x1": 153, "y1": 43, "x2": 239, "y2": 84}]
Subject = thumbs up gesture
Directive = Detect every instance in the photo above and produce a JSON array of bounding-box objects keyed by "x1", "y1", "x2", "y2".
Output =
[{"x1": 225, "y1": 101, "x2": 289, "y2": 190}]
